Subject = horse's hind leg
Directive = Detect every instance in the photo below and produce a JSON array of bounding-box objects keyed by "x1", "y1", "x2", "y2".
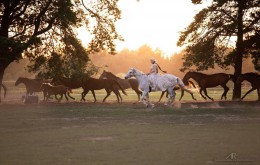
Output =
[
  {"x1": 190, "y1": 92, "x2": 197, "y2": 101},
  {"x1": 132, "y1": 87, "x2": 142, "y2": 101},
  {"x1": 113, "y1": 90, "x2": 122, "y2": 103},
  {"x1": 199, "y1": 88, "x2": 207, "y2": 100},
  {"x1": 158, "y1": 91, "x2": 166, "y2": 102},
  {"x1": 221, "y1": 84, "x2": 229, "y2": 100},
  {"x1": 165, "y1": 88, "x2": 175, "y2": 106},
  {"x1": 117, "y1": 90, "x2": 123, "y2": 102}
]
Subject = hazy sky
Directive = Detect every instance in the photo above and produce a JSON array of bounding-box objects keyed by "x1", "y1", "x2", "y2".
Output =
[
  {"x1": 115, "y1": 0, "x2": 210, "y2": 56},
  {"x1": 78, "y1": 0, "x2": 210, "y2": 56}
]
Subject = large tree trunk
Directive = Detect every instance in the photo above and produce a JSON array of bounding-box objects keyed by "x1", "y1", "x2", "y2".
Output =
[
  {"x1": 0, "y1": 64, "x2": 5, "y2": 103},
  {"x1": 232, "y1": 0, "x2": 244, "y2": 100},
  {"x1": 0, "y1": 59, "x2": 12, "y2": 103}
]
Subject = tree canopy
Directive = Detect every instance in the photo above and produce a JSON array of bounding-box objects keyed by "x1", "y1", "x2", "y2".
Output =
[
  {"x1": 0, "y1": 0, "x2": 122, "y2": 79},
  {"x1": 177, "y1": 0, "x2": 259, "y2": 99},
  {"x1": 178, "y1": 0, "x2": 259, "y2": 71}
]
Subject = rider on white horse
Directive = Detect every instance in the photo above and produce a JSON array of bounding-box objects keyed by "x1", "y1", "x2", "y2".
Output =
[{"x1": 147, "y1": 58, "x2": 167, "y2": 92}]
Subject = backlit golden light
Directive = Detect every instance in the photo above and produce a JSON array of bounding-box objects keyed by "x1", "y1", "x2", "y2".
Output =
[{"x1": 78, "y1": 0, "x2": 210, "y2": 57}]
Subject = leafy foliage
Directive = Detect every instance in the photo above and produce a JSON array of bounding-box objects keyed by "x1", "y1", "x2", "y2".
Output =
[
  {"x1": 178, "y1": 0, "x2": 260, "y2": 71},
  {"x1": 0, "y1": 0, "x2": 122, "y2": 79}
]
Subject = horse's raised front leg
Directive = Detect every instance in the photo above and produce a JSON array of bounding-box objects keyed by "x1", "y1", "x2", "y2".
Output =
[
  {"x1": 103, "y1": 89, "x2": 111, "y2": 102},
  {"x1": 220, "y1": 84, "x2": 229, "y2": 100},
  {"x1": 179, "y1": 89, "x2": 184, "y2": 101},
  {"x1": 140, "y1": 90, "x2": 151, "y2": 107},
  {"x1": 241, "y1": 87, "x2": 256, "y2": 100},
  {"x1": 112, "y1": 89, "x2": 121, "y2": 103},
  {"x1": 64, "y1": 92, "x2": 69, "y2": 101},
  {"x1": 165, "y1": 88, "x2": 175, "y2": 106},
  {"x1": 81, "y1": 90, "x2": 89, "y2": 101},
  {"x1": 67, "y1": 93, "x2": 75, "y2": 100},
  {"x1": 90, "y1": 90, "x2": 97, "y2": 102},
  {"x1": 203, "y1": 88, "x2": 214, "y2": 101}
]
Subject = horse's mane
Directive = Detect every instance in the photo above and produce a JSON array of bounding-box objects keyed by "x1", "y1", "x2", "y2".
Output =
[
  {"x1": 105, "y1": 71, "x2": 120, "y2": 79},
  {"x1": 188, "y1": 71, "x2": 207, "y2": 76},
  {"x1": 133, "y1": 68, "x2": 145, "y2": 74}
]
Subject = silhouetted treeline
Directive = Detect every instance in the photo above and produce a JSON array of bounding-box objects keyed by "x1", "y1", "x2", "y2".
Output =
[
  {"x1": 3, "y1": 45, "x2": 256, "y2": 81},
  {"x1": 90, "y1": 45, "x2": 256, "y2": 78}
]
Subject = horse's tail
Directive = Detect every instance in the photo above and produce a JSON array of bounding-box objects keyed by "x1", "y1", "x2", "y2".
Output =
[
  {"x1": 188, "y1": 80, "x2": 196, "y2": 88},
  {"x1": 176, "y1": 77, "x2": 186, "y2": 88},
  {"x1": 1, "y1": 84, "x2": 7, "y2": 98},
  {"x1": 114, "y1": 80, "x2": 127, "y2": 96}
]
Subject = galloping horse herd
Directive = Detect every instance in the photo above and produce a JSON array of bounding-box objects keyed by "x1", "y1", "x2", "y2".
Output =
[{"x1": 1, "y1": 70, "x2": 260, "y2": 106}]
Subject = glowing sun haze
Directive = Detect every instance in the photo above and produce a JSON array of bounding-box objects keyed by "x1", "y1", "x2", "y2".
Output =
[{"x1": 78, "y1": 0, "x2": 210, "y2": 57}]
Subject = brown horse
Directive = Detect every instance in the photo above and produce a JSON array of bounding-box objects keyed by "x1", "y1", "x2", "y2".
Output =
[
  {"x1": 15, "y1": 77, "x2": 43, "y2": 95},
  {"x1": 0, "y1": 83, "x2": 7, "y2": 103},
  {"x1": 52, "y1": 76, "x2": 83, "y2": 89},
  {"x1": 183, "y1": 72, "x2": 234, "y2": 101},
  {"x1": 158, "y1": 80, "x2": 197, "y2": 102},
  {"x1": 99, "y1": 71, "x2": 142, "y2": 100},
  {"x1": 81, "y1": 78, "x2": 127, "y2": 103},
  {"x1": 40, "y1": 83, "x2": 72, "y2": 102},
  {"x1": 51, "y1": 76, "x2": 92, "y2": 100},
  {"x1": 237, "y1": 72, "x2": 260, "y2": 101}
]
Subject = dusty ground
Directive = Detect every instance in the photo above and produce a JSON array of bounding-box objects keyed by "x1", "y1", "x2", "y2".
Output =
[{"x1": 0, "y1": 100, "x2": 260, "y2": 165}]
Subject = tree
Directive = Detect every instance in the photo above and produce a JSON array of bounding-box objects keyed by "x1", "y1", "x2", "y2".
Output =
[
  {"x1": 177, "y1": 0, "x2": 260, "y2": 100},
  {"x1": 0, "y1": 0, "x2": 122, "y2": 102}
]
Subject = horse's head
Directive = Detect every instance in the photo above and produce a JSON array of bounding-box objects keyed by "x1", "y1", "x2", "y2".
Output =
[
  {"x1": 15, "y1": 77, "x2": 24, "y2": 86},
  {"x1": 99, "y1": 70, "x2": 107, "y2": 79},
  {"x1": 40, "y1": 83, "x2": 52, "y2": 91},
  {"x1": 182, "y1": 72, "x2": 192, "y2": 85},
  {"x1": 124, "y1": 68, "x2": 136, "y2": 79},
  {"x1": 51, "y1": 77, "x2": 62, "y2": 85}
]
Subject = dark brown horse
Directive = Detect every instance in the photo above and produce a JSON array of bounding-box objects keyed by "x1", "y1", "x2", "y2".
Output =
[
  {"x1": 0, "y1": 83, "x2": 7, "y2": 103},
  {"x1": 158, "y1": 80, "x2": 197, "y2": 102},
  {"x1": 15, "y1": 77, "x2": 43, "y2": 95},
  {"x1": 99, "y1": 71, "x2": 142, "y2": 100},
  {"x1": 52, "y1": 77, "x2": 83, "y2": 89},
  {"x1": 81, "y1": 78, "x2": 127, "y2": 103},
  {"x1": 183, "y1": 72, "x2": 234, "y2": 101},
  {"x1": 51, "y1": 76, "x2": 86, "y2": 100},
  {"x1": 237, "y1": 72, "x2": 260, "y2": 101}
]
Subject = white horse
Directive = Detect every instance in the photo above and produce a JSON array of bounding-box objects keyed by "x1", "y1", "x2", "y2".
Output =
[{"x1": 124, "y1": 68, "x2": 189, "y2": 107}]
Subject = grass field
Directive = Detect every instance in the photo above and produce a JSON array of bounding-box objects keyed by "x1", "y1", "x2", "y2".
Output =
[
  {"x1": 0, "y1": 103, "x2": 260, "y2": 165},
  {"x1": 0, "y1": 81, "x2": 259, "y2": 165}
]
